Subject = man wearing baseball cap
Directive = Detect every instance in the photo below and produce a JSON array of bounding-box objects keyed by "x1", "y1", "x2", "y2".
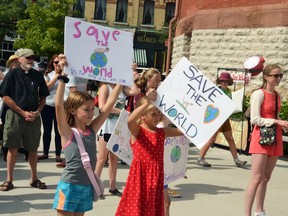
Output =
[{"x1": 0, "y1": 48, "x2": 49, "y2": 191}]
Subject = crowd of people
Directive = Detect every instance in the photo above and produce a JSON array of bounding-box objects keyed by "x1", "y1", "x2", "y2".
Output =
[{"x1": 0, "y1": 50, "x2": 287, "y2": 216}]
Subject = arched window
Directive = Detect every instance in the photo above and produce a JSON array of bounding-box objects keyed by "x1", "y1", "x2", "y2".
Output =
[
  {"x1": 115, "y1": 0, "x2": 128, "y2": 23},
  {"x1": 73, "y1": 0, "x2": 85, "y2": 18},
  {"x1": 165, "y1": 2, "x2": 175, "y2": 26},
  {"x1": 94, "y1": 0, "x2": 106, "y2": 20},
  {"x1": 142, "y1": 0, "x2": 154, "y2": 25}
]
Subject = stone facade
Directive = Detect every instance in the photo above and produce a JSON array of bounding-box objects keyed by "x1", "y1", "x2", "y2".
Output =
[{"x1": 171, "y1": 2, "x2": 288, "y2": 98}]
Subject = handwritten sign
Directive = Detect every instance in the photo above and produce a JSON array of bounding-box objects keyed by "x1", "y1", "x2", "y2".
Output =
[
  {"x1": 106, "y1": 109, "x2": 133, "y2": 165},
  {"x1": 215, "y1": 119, "x2": 249, "y2": 150},
  {"x1": 154, "y1": 57, "x2": 236, "y2": 149},
  {"x1": 107, "y1": 109, "x2": 189, "y2": 184},
  {"x1": 164, "y1": 136, "x2": 189, "y2": 185},
  {"x1": 64, "y1": 16, "x2": 134, "y2": 85}
]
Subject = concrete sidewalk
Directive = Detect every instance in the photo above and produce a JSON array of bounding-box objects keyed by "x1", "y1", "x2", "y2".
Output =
[{"x1": 0, "y1": 144, "x2": 287, "y2": 216}]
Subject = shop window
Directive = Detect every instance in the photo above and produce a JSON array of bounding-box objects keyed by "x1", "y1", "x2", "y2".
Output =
[
  {"x1": 94, "y1": 0, "x2": 106, "y2": 20},
  {"x1": 73, "y1": 0, "x2": 85, "y2": 18},
  {"x1": 142, "y1": 0, "x2": 154, "y2": 25},
  {"x1": 115, "y1": 0, "x2": 128, "y2": 23},
  {"x1": 164, "y1": 2, "x2": 175, "y2": 26}
]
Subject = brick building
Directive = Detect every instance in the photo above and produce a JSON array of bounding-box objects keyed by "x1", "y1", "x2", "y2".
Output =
[
  {"x1": 171, "y1": 0, "x2": 288, "y2": 97},
  {"x1": 82, "y1": 0, "x2": 176, "y2": 72}
]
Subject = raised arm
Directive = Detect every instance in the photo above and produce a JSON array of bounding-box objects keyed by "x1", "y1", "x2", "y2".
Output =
[
  {"x1": 55, "y1": 55, "x2": 72, "y2": 144},
  {"x1": 128, "y1": 89, "x2": 157, "y2": 139},
  {"x1": 91, "y1": 84, "x2": 123, "y2": 133}
]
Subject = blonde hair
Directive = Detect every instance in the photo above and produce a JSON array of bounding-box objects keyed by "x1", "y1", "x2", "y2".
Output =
[
  {"x1": 136, "y1": 96, "x2": 155, "y2": 124},
  {"x1": 135, "y1": 68, "x2": 161, "y2": 92},
  {"x1": 65, "y1": 91, "x2": 94, "y2": 126},
  {"x1": 260, "y1": 64, "x2": 282, "y2": 89}
]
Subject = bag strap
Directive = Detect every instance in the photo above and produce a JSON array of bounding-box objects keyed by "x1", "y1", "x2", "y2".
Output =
[
  {"x1": 275, "y1": 93, "x2": 278, "y2": 119},
  {"x1": 71, "y1": 128, "x2": 102, "y2": 196}
]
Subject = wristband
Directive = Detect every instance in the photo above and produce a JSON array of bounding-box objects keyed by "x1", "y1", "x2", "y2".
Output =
[{"x1": 58, "y1": 75, "x2": 69, "y2": 83}]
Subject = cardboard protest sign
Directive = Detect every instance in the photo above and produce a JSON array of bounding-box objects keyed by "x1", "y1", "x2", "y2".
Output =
[
  {"x1": 106, "y1": 109, "x2": 133, "y2": 165},
  {"x1": 154, "y1": 57, "x2": 236, "y2": 149},
  {"x1": 64, "y1": 16, "x2": 134, "y2": 85},
  {"x1": 107, "y1": 110, "x2": 189, "y2": 184},
  {"x1": 164, "y1": 136, "x2": 190, "y2": 185}
]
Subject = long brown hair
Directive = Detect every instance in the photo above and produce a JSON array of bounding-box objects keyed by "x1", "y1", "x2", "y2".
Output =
[
  {"x1": 45, "y1": 54, "x2": 59, "y2": 76},
  {"x1": 65, "y1": 91, "x2": 94, "y2": 127},
  {"x1": 260, "y1": 64, "x2": 282, "y2": 89}
]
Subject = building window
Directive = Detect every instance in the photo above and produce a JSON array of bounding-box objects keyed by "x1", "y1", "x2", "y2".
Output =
[
  {"x1": 142, "y1": 0, "x2": 154, "y2": 25},
  {"x1": 73, "y1": 0, "x2": 85, "y2": 18},
  {"x1": 94, "y1": 0, "x2": 106, "y2": 20},
  {"x1": 115, "y1": 0, "x2": 128, "y2": 23},
  {"x1": 164, "y1": 2, "x2": 175, "y2": 26}
]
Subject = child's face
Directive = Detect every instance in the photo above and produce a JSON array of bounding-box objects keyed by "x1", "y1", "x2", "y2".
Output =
[
  {"x1": 75, "y1": 100, "x2": 95, "y2": 124},
  {"x1": 143, "y1": 107, "x2": 162, "y2": 127}
]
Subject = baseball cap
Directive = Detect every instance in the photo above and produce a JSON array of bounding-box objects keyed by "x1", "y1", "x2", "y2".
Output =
[{"x1": 16, "y1": 48, "x2": 35, "y2": 58}]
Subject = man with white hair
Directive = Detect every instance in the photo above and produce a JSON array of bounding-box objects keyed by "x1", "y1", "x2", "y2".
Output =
[{"x1": 0, "y1": 48, "x2": 49, "y2": 191}]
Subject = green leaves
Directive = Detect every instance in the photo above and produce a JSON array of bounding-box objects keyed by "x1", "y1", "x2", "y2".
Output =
[{"x1": 14, "y1": 0, "x2": 77, "y2": 58}]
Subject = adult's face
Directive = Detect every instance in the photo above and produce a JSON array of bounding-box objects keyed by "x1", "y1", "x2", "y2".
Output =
[{"x1": 18, "y1": 56, "x2": 35, "y2": 71}]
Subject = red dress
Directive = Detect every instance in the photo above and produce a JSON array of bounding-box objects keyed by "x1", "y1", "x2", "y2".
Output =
[
  {"x1": 115, "y1": 127, "x2": 165, "y2": 216},
  {"x1": 249, "y1": 89, "x2": 283, "y2": 156}
]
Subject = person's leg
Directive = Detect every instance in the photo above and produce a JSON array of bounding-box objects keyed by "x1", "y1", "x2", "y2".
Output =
[
  {"x1": 222, "y1": 125, "x2": 247, "y2": 167},
  {"x1": 29, "y1": 151, "x2": 39, "y2": 182},
  {"x1": 197, "y1": 132, "x2": 218, "y2": 167},
  {"x1": 95, "y1": 136, "x2": 109, "y2": 177},
  {"x1": 164, "y1": 187, "x2": 171, "y2": 216},
  {"x1": 53, "y1": 113, "x2": 62, "y2": 160},
  {"x1": 254, "y1": 156, "x2": 277, "y2": 214},
  {"x1": 6, "y1": 148, "x2": 18, "y2": 182},
  {"x1": 245, "y1": 154, "x2": 267, "y2": 216},
  {"x1": 39, "y1": 105, "x2": 53, "y2": 158},
  {"x1": 108, "y1": 152, "x2": 119, "y2": 191}
]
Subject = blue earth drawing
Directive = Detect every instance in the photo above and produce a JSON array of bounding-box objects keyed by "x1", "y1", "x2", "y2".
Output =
[
  {"x1": 170, "y1": 145, "x2": 181, "y2": 163},
  {"x1": 204, "y1": 104, "x2": 219, "y2": 123},
  {"x1": 90, "y1": 52, "x2": 108, "y2": 68},
  {"x1": 112, "y1": 144, "x2": 119, "y2": 153}
]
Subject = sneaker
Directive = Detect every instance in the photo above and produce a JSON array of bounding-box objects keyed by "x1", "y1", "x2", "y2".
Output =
[
  {"x1": 167, "y1": 189, "x2": 181, "y2": 198},
  {"x1": 254, "y1": 210, "x2": 268, "y2": 216},
  {"x1": 196, "y1": 158, "x2": 211, "y2": 167},
  {"x1": 234, "y1": 158, "x2": 247, "y2": 168},
  {"x1": 109, "y1": 188, "x2": 122, "y2": 196}
]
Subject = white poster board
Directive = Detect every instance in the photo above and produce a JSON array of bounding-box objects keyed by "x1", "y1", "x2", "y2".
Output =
[
  {"x1": 64, "y1": 16, "x2": 134, "y2": 85},
  {"x1": 107, "y1": 110, "x2": 189, "y2": 184},
  {"x1": 154, "y1": 57, "x2": 236, "y2": 149},
  {"x1": 106, "y1": 109, "x2": 133, "y2": 165},
  {"x1": 164, "y1": 136, "x2": 190, "y2": 185}
]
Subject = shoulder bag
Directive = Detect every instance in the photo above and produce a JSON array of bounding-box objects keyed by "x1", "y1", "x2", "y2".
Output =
[
  {"x1": 71, "y1": 128, "x2": 104, "y2": 202},
  {"x1": 259, "y1": 93, "x2": 278, "y2": 146}
]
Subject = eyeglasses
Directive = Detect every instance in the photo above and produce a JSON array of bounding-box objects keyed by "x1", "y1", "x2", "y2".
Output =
[
  {"x1": 266, "y1": 74, "x2": 283, "y2": 79},
  {"x1": 53, "y1": 61, "x2": 59, "y2": 64}
]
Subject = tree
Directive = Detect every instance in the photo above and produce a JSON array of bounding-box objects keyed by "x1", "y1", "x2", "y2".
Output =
[
  {"x1": 14, "y1": 0, "x2": 78, "y2": 58},
  {"x1": 0, "y1": 0, "x2": 27, "y2": 42}
]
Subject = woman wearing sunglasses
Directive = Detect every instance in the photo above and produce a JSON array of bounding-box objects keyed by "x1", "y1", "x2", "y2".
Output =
[
  {"x1": 245, "y1": 64, "x2": 288, "y2": 216},
  {"x1": 38, "y1": 55, "x2": 69, "y2": 164}
]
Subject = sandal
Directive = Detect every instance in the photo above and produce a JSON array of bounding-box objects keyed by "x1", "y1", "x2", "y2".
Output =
[
  {"x1": 0, "y1": 181, "x2": 14, "y2": 191},
  {"x1": 38, "y1": 154, "x2": 48, "y2": 160},
  {"x1": 30, "y1": 179, "x2": 46, "y2": 189}
]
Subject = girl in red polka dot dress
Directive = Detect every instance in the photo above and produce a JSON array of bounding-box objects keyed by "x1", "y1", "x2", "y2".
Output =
[{"x1": 115, "y1": 90, "x2": 183, "y2": 216}]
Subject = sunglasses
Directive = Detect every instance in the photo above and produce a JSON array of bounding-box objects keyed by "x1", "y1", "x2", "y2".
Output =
[
  {"x1": 25, "y1": 56, "x2": 35, "y2": 60},
  {"x1": 53, "y1": 61, "x2": 59, "y2": 64},
  {"x1": 266, "y1": 74, "x2": 283, "y2": 79}
]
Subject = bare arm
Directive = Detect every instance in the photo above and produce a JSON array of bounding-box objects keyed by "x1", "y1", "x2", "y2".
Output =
[
  {"x1": 128, "y1": 89, "x2": 157, "y2": 139},
  {"x1": 91, "y1": 84, "x2": 123, "y2": 133},
  {"x1": 55, "y1": 55, "x2": 72, "y2": 145}
]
